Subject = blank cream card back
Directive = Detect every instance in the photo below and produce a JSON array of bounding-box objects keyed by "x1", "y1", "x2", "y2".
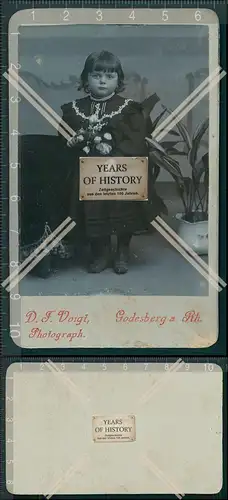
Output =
[{"x1": 6, "y1": 363, "x2": 223, "y2": 495}]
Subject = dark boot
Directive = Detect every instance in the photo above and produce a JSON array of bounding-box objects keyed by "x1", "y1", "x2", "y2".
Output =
[
  {"x1": 31, "y1": 254, "x2": 52, "y2": 279},
  {"x1": 88, "y1": 236, "x2": 111, "y2": 273},
  {"x1": 114, "y1": 234, "x2": 132, "y2": 275}
]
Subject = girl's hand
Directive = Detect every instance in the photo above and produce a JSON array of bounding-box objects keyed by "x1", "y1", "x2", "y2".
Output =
[
  {"x1": 67, "y1": 135, "x2": 78, "y2": 148},
  {"x1": 95, "y1": 132, "x2": 113, "y2": 155},
  {"x1": 67, "y1": 132, "x2": 85, "y2": 148}
]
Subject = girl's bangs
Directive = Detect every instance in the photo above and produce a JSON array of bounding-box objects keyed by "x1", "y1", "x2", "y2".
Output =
[{"x1": 91, "y1": 59, "x2": 118, "y2": 73}]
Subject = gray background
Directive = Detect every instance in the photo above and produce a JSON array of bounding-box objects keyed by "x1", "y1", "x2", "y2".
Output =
[{"x1": 18, "y1": 24, "x2": 209, "y2": 181}]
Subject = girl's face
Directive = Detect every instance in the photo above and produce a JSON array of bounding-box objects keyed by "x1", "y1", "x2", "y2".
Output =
[{"x1": 87, "y1": 70, "x2": 118, "y2": 98}]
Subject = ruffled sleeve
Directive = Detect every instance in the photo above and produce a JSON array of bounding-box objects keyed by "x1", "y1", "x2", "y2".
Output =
[
  {"x1": 57, "y1": 102, "x2": 72, "y2": 142},
  {"x1": 110, "y1": 101, "x2": 149, "y2": 156},
  {"x1": 58, "y1": 101, "x2": 85, "y2": 144}
]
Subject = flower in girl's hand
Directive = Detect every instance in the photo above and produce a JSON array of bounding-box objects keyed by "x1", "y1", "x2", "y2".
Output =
[
  {"x1": 83, "y1": 145, "x2": 90, "y2": 154},
  {"x1": 103, "y1": 133, "x2": 112, "y2": 141},
  {"x1": 94, "y1": 136, "x2": 102, "y2": 144},
  {"x1": 77, "y1": 128, "x2": 86, "y2": 142},
  {"x1": 96, "y1": 142, "x2": 112, "y2": 155}
]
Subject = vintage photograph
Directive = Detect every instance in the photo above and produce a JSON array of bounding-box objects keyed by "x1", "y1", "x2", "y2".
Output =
[
  {"x1": 8, "y1": 11, "x2": 220, "y2": 347},
  {"x1": 18, "y1": 23, "x2": 211, "y2": 294}
]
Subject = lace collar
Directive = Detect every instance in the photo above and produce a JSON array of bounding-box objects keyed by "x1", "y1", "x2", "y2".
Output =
[{"x1": 72, "y1": 98, "x2": 132, "y2": 123}]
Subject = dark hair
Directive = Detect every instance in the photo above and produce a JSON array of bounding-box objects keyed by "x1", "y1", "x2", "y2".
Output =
[{"x1": 78, "y1": 51, "x2": 125, "y2": 93}]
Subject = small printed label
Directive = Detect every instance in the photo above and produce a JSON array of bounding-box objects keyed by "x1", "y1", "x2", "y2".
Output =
[
  {"x1": 79, "y1": 157, "x2": 148, "y2": 201},
  {"x1": 92, "y1": 415, "x2": 136, "y2": 443}
]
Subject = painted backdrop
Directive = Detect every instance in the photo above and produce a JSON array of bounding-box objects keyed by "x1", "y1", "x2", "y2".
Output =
[{"x1": 18, "y1": 24, "x2": 209, "y2": 180}]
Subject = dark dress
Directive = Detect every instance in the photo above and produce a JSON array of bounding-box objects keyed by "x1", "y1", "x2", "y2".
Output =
[{"x1": 59, "y1": 93, "x2": 166, "y2": 240}]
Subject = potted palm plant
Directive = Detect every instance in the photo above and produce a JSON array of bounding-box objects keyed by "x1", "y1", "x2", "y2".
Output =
[
  {"x1": 145, "y1": 109, "x2": 209, "y2": 255},
  {"x1": 134, "y1": 95, "x2": 186, "y2": 234}
]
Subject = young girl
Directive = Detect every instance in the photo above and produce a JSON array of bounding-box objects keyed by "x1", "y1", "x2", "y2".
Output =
[{"x1": 59, "y1": 51, "x2": 165, "y2": 274}]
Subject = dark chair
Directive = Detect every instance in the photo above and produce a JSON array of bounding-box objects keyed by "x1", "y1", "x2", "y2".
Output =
[{"x1": 19, "y1": 134, "x2": 75, "y2": 277}]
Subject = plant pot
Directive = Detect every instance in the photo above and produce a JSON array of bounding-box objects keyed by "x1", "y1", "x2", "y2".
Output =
[{"x1": 175, "y1": 213, "x2": 208, "y2": 255}]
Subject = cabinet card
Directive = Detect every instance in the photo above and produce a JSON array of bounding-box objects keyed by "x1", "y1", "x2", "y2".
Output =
[{"x1": 5, "y1": 8, "x2": 224, "y2": 349}]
